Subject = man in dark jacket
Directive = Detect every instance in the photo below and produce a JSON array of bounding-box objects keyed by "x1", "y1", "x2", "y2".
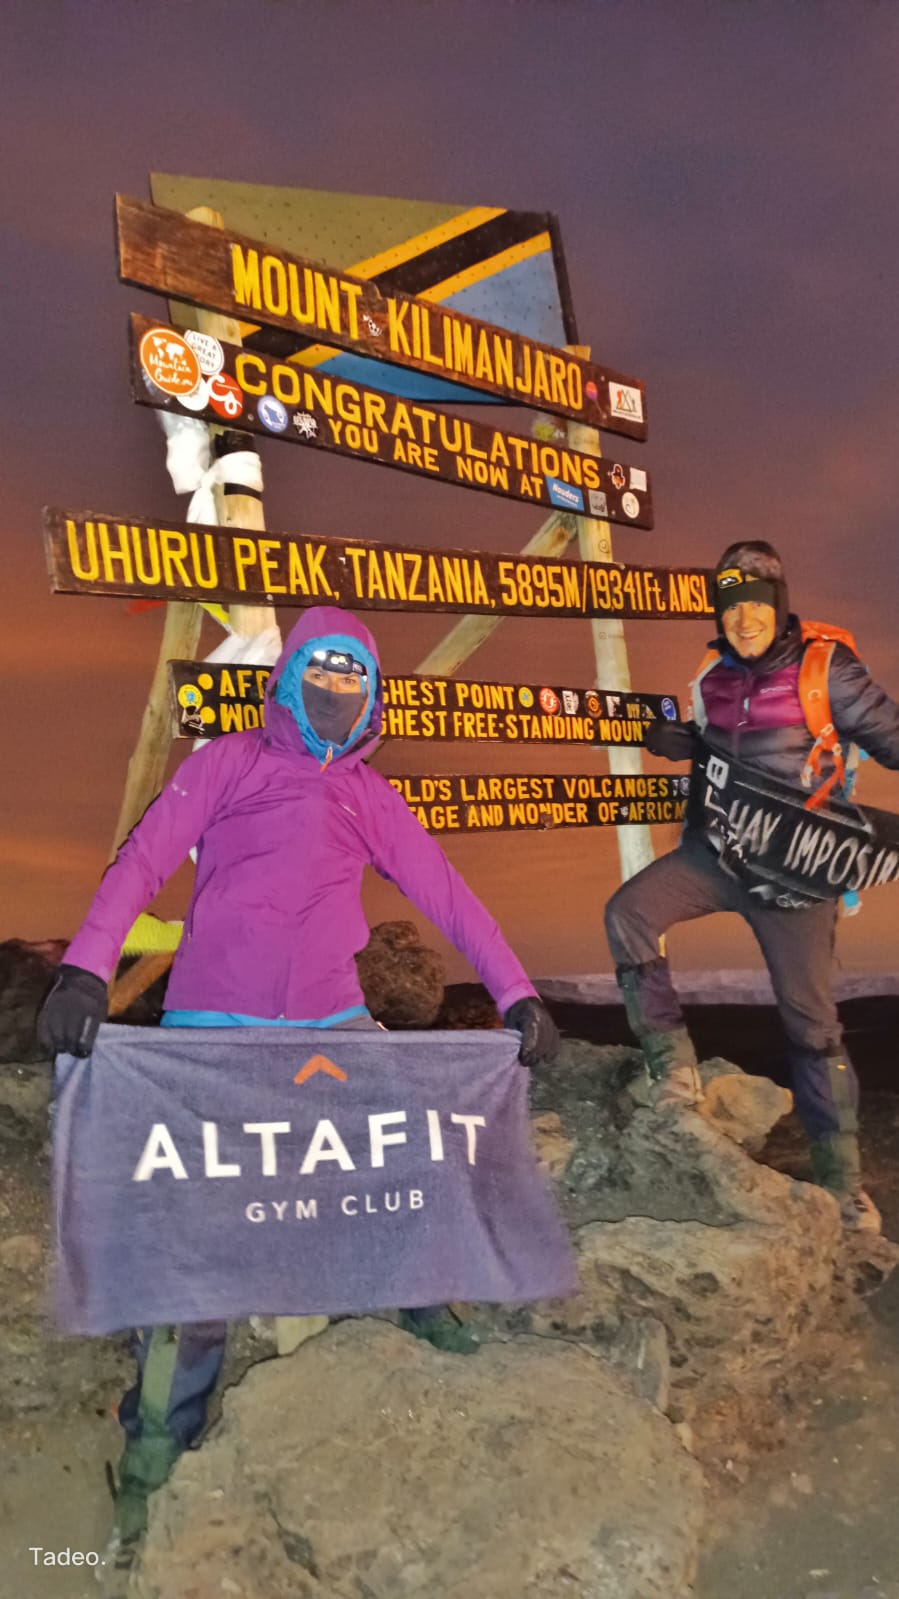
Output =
[{"x1": 605, "y1": 540, "x2": 899, "y2": 1232}]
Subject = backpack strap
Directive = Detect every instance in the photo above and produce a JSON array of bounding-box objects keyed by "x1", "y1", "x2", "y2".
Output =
[
  {"x1": 799, "y1": 637, "x2": 847, "y2": 810},
  {"x1": 689, "y1": 649, "x2": 720, "y2": 731}
]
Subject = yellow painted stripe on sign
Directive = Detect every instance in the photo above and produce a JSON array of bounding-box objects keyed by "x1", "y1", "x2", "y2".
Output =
[
  {"x1": 416, "y1": 230, "x2": 552, "y2": 304},
  {"x1": 288, "y1": 230, "x2": 552, "y2": 374},
  {"x1": 236, "y1": 205, "x2": 506, "y2": 348}
]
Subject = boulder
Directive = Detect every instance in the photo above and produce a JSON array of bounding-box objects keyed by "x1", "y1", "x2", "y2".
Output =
[
  {"x1": 133, "y1": 1319, "x2": 703, "y2": 1599},
  {"x1": 0, "y1": 939, "x2": 66, "y2": 1062},
  {"x1": 699, "y1": 1068, "x2": 793, "y2": 1151},
  {"x1": 474, "y1": 1038, "x2": 843, "y2": 1464},
  {"x1": 355, "y1": 921, "x2": 445, "y2": 1028}
]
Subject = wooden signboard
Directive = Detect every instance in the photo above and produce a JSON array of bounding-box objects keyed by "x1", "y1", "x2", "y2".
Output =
[
  {"x1": 385, "y1": 771, "x2": 689, "y2": 835},
  {"x1": 131, "y1": 316, "x2": 653, "y2": 528},
  {"x1": 45, "y1": 509, "x2": 714, "y2": 621},
  {"x1": 116, "y1": 196, "x2": 648, "y2": 439},
  {"x1": 169, "y1": 658, "x2": 680, "y2": 746}
]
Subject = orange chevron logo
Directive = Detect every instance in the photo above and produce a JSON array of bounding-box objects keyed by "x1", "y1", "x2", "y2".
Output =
[{"x1": 294, "y1": 1054, "x2": 348, "y2": 1085}]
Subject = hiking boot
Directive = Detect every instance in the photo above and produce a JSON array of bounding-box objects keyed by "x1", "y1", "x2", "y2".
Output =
[
  {"x1": 838, "y1": 1188, "x2": 882, "y2": 1234},
  {"x1": 398, "y1": 1306, "x2": 480, "y2": 1355},
  {"x1": 97, "y1": 1523, "x2": 142, "y2": 1596},
  {"x1": 651, "y1": 1062, "x2": 704, "y2": 1112}
]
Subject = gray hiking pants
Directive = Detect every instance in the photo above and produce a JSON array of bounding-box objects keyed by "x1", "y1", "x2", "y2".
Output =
[{"x1": 604, "y1": 835, "x2": 858, "y2": 1140}]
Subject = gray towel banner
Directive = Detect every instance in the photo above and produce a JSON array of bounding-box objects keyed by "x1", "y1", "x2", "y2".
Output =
[{"x1": 52, "y1": 1026, "x2": 577, "y2": 1335}]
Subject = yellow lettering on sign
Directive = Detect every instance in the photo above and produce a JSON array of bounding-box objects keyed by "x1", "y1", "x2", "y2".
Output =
[
  {"x1": 235, "y1": 351, "x2": 266, "y2": 395},
  {"x1": 287, "y1": 263, "x2": 315, "y2": 324},
  {"x1": 451, "y1": 321, "x2": 475, "y2": 376},
  {"x1": 231, "y1": 246, "x2": 261, "y2": 310},
  {"x1": 388, "y1": 300, "x2": 411, "y2": 356},
  {"x1": 133, "y1": 525, "x2": 161, "y2": 586},
  {"x1": 383, "y1": 550, "x2": 408, "y2": 601},
  {"x1": 261, "y1": 255, "x2": 288, "y2": 317},
  {"x1": 188, "y1": 532, "x2": 218, "y2": 590},
  {"x1": 493, "y1": 335, "x2": 514, "y2": 388},
  {"x1": 99, "y1": 521, "x2": 135, "y2": 586},
  {"x1": 67, "y1": 518, "x2": 99, "y2": 582},
  {"x1": 159, "y1": 530, "x2": 191, "y2": 589},
  {"x1": 259, "y1": 539, "x2": 287, "y2": 595}
]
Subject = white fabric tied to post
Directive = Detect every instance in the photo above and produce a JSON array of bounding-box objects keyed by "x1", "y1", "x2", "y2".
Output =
[{"x1": 157, "y1": 412, "x2": 264, "y2": 525}]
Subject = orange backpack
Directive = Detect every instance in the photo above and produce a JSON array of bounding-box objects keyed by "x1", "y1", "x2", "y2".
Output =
[{"x1": 691, "y1": 621, "x2": 860, "y2": 812}]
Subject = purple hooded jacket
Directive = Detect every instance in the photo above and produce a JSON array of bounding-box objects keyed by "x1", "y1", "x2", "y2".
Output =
[{"x1": 65, "y1": 607, "x2": 536, "y2": 1021}]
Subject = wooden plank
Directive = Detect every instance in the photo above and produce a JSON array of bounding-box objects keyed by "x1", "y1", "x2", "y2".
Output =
[
  {"x1": 565, "y1": 343, "x2": 655, "y2": 883},
  {"x1": 116, "y1": 195, "x2": 648, "y2": 440},
  {"x1": 44, "y1": 508, "x2": 714, "y2": 622},
  {"x1": 412, "y1": 510, "x2": 575, "y2": 677},
  {"x1": 168, "y1": 658, "x2": 680, "y2": 747},
  {"x1": 384, "y1": 772, "x2": 688, "y2": 834},
  {"x1": 131, "y1": 315, "x2": 653, "y2": 529}
]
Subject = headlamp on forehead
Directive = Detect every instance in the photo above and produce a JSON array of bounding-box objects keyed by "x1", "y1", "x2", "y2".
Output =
[
  {"x1": 716, "y1": 568, "x2": 744, "y2": 591},
  {"x1": 311, "y1": 648, "x2": 367, "y2": 677}
]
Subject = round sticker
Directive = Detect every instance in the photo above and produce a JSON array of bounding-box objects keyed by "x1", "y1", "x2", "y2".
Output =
[
  {"x1": 178, "y1": 684, "x2": 203, "y2": 709},
  {"x1": 621, "y1": 491, "x2": 640, "y2": 519},
  {"x1": 585, "y1": 692, "x2": 602, "y2": 717},
  {"x1": 539, "y1": 688, "x2": 560, "y2": 716},
  {"x1": 518, "y1": 686, "x2": 534, "y2": 708},
  {"x1": 208, "y1": 372, "x2": 244, "y2": 420},
  {"x1": 178, "y1": 377, "x2": 211, "y2": 413},
  {"x1": 585, "y1": 380, "x2": 598, "y2": 400},
  {"x1": 139, "y1": 327, "x2": 202, "y2": 397},
  {"x1": 184, "y1": 330, "x2": 225, "y2": 376},
  {"x1": 661, "y1": 697, "x2": 677, "y2": 721},
  {"x1": 201, "y1": 707, "x2": 217, "y2": 726},
  {"x1": 258, "y1": 394, "x2": 288, "y2": 433}
]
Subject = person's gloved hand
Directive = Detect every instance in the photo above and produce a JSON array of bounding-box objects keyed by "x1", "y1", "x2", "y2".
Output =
[
  {"x1": 503, "y1": 997, "x2": 559, "y2": 1069},
  {"x1": 37, "y1": 964, "x2": 108, "y2": 1057},
  {"x1": 644, "y1": 720, "x2": 697, "y2": 762}
]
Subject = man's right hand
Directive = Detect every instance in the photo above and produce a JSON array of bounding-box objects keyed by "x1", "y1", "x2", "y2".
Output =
[
  {"x1": 644, "y1": 720, "x2": 698, "y2": 762},
  {"x1": 37, "y1": 965, "x2": 108, "y2": 1057}
]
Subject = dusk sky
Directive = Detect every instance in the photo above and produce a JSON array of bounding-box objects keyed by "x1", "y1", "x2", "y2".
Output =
[{"x1": 3, "y1": 1, "x2": 898, "y2": 981}]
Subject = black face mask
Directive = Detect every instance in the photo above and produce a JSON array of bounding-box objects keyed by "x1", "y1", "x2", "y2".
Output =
[{"x1": 301, "y1": 681, "x2": 365, "y2": 746}]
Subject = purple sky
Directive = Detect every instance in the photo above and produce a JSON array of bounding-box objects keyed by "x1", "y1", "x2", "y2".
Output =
[{"x1": 3, "y1": 1, "x2": 898, "y2": 978}]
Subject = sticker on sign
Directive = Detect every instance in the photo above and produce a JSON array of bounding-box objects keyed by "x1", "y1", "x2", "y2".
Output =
[{"x1": 609, "y1": 382, "x2": 644, "y2": 425}]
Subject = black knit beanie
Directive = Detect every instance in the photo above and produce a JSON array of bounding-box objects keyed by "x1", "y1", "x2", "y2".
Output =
[{"x1": 713, "y1": 540, "x2": 790, "y2": 636}]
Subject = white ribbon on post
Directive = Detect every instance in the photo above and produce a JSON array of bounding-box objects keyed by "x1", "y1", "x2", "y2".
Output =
[{"x1": 156, "y1": 412, "x2": 264, "y2": 526}]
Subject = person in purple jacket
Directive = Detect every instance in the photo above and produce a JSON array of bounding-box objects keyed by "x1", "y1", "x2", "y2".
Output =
[
  {"x1": 604, "y1": 541, "x2": 899, "y2": 1233},
  {"x1": 39, "y1": 604, "x2": 557, "y2": 1577}
]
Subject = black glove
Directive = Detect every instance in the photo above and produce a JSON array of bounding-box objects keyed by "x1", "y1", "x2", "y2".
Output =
[
  {"x1": 503, "y1": 997, "x2": 559, "y2": 1069},
  {"x1": 37, "y1": 964, "x2": 108, "y2": 1057},
  {"x1": 644, "y1": 719, "x2": 697, "y2": 762}
]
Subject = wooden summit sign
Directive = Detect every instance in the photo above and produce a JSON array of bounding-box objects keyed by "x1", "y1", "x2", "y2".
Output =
[
  {"x1": 386, "y1": 772, "x2": 689, "y2": 835},
  {"x1": 132, "y1": 317, "x2": 653, "y2": 528},
  {"x1": 45, "y1": 509, "x2": 715, "y2": 621},
  {"x1": 116, "y1": 196, "x2": 648, "y2": 439},
  {"x1": 168, "y1": 658, "x2": 680, "y2": 745}
]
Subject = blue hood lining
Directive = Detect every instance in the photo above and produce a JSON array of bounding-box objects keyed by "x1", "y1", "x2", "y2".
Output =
[{"x1": 274, "y1": 632, "x2": 378, "y2": 763}]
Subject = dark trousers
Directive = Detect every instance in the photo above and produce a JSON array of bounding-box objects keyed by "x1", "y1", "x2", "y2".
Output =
[{"x1": 604, "y1": 836, "x2": 858, "y2": 1140}]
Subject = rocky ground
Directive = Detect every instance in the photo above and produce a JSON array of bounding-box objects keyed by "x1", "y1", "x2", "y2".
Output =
[{"x1": 2, "y1": 943, "x2": 898, "y2": 1597}]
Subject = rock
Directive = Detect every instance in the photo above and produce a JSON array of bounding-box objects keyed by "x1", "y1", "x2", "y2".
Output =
[
  {"x1": 531, "y1": 1111, "x2": 576, "y2": 1179},
  {"x1": 133, "y1": 1319, "x2": 703, "y2": 1599},
  {"x1": 699, "y1": 1071, "x2": 793, "y2": 1151},
  {"x1": 477, "y1": 1037, "x2": 843, "y2": 1464},
  {"x1": 606, "y1": 1314, "x2": 671, "y2": 1413},
  {"x1": 355, "y1": 921, "x2": 445, "y2": 1028},
  {"x1": 0, "y1": 1233, "x2": 44, "y2": 1273},
  {"x1": 0, "y1": 938, "x2": 66, "y2": 1062}
]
